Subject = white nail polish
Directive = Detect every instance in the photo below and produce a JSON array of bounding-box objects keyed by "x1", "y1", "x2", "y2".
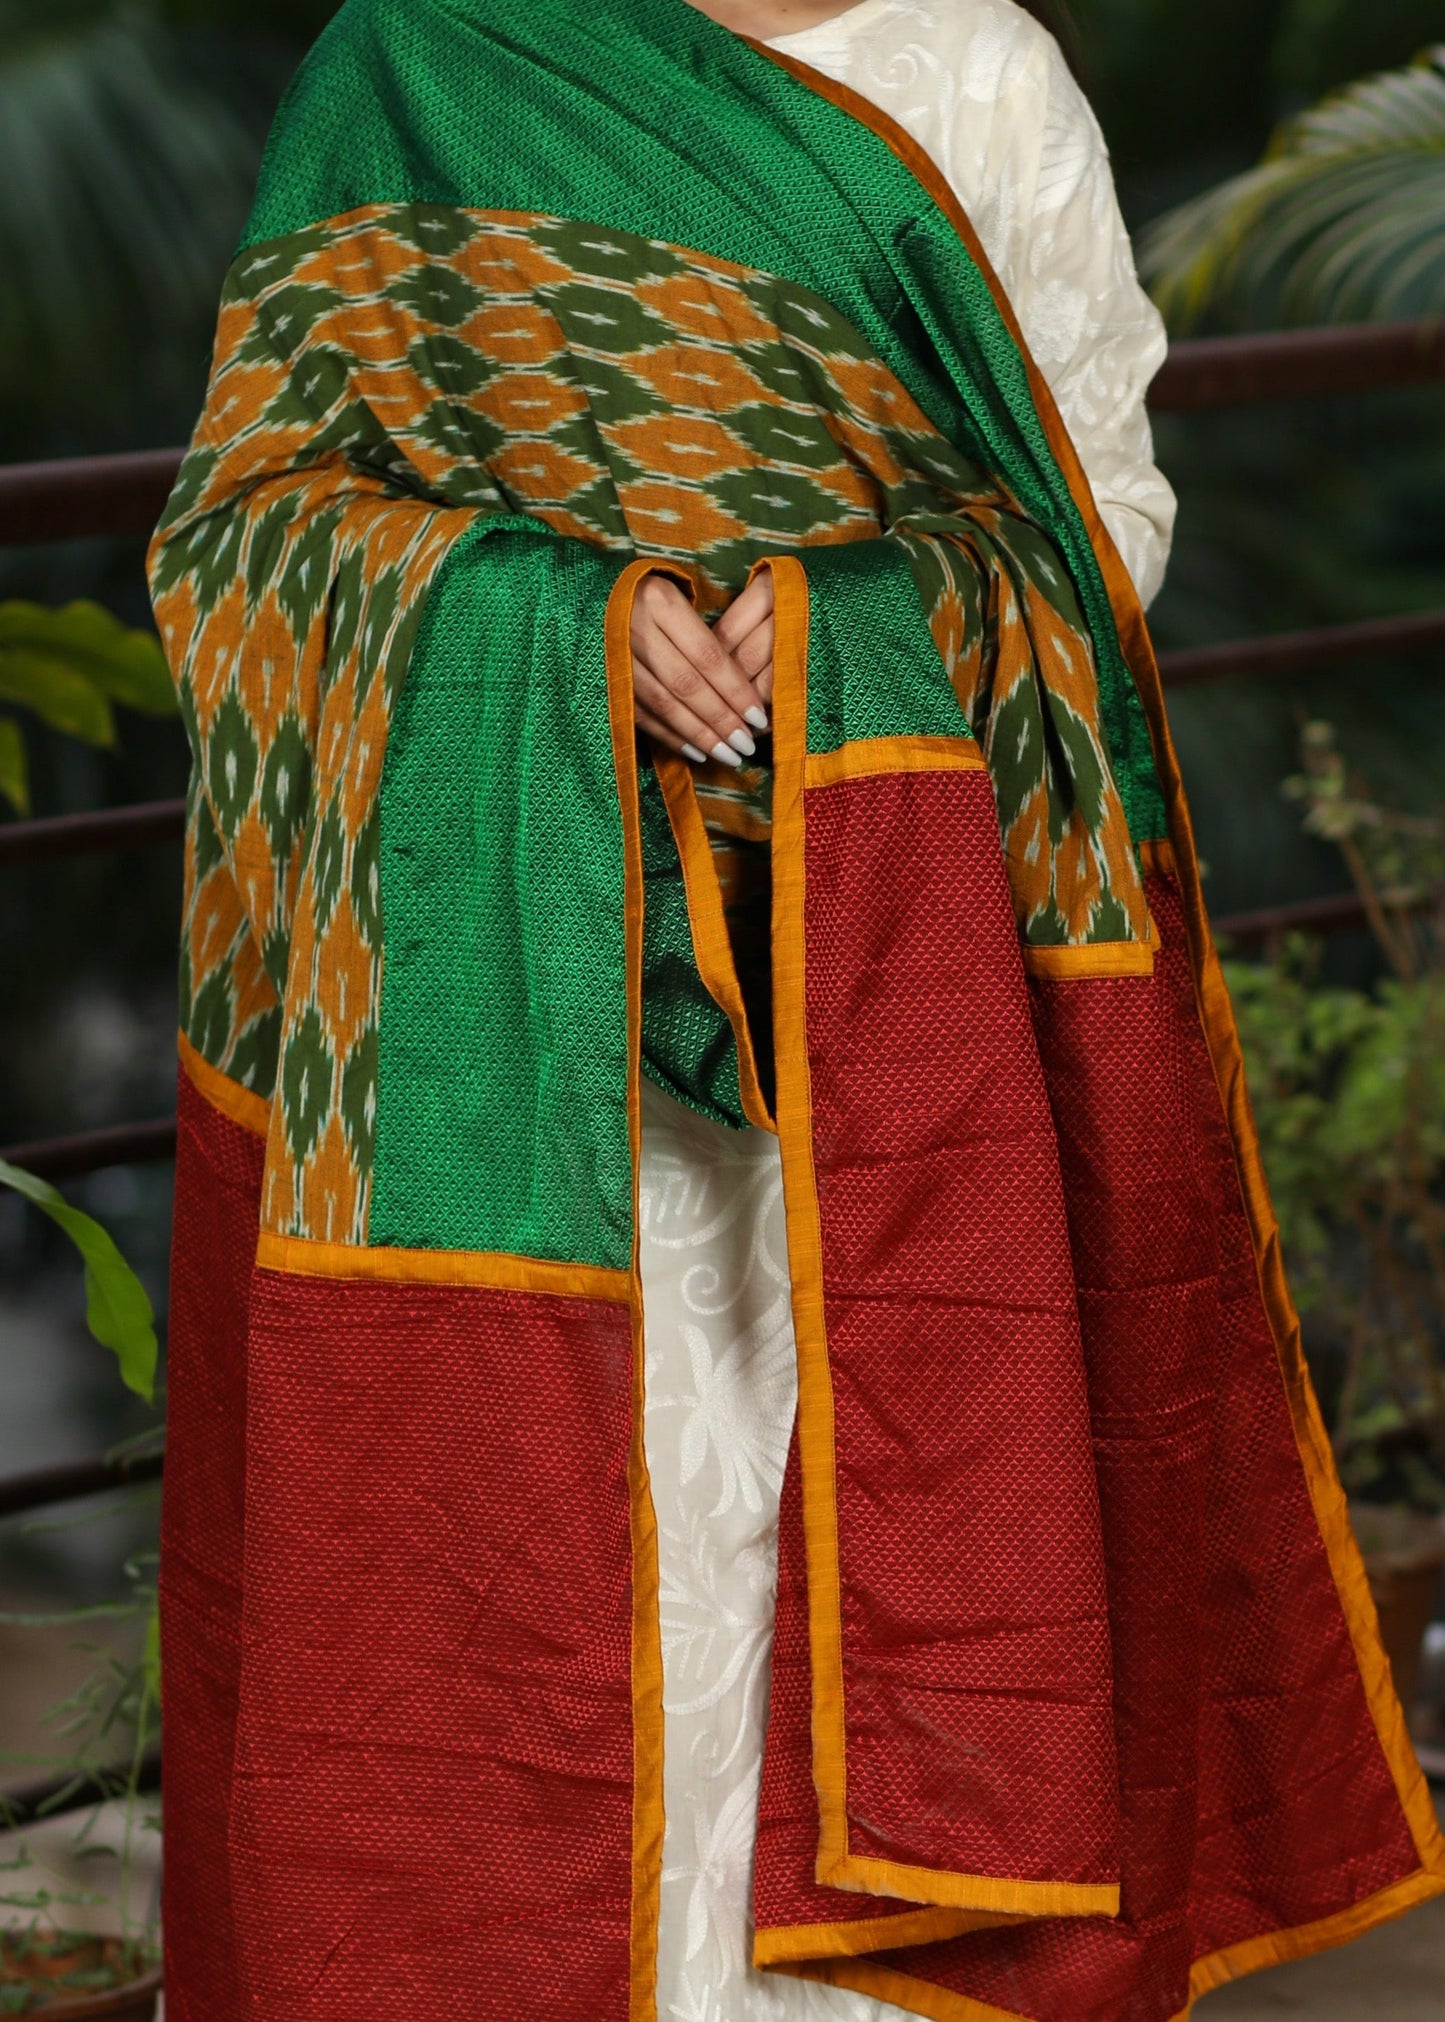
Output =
[
  {"x1": 728, "y1": 727, "x2": 756, "y2": 758},
  {"x1": 744, "y1": 705, "x2": 769, "y2": 732},
  {"x1": 681, "y1": 742, "x2": 708, "y2": 764},
  {"x1": 710, "y1": 740, "x2": 744, "y2": 770}
]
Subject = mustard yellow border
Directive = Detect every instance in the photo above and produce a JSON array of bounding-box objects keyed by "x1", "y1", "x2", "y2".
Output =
[
  {"x1": 606, "y1": 560, "x2": 669, "y2": 2022},
  {"x1": 177, "y1": 1030, "x2": 271, "y2": 1139},
  {"x1": 253, "y1": 1230, "x2": 628, "y2": 1302},
  {"x1": 767, "y1": 1874, "x2": 1445, "y2": 2022},
  {"x1": 754, "y1": 35, "x2": 1445, "y2": 2012},
  {"x1": 755, "y1": 1904, "x2": 1021, "y2": 1969},
  {"x1": 768, "y1": 553, "x2": 850, "y2": 1874},
  {"x1": 1022, "y1": 918, "x2": 1160, "y2": 983},
  {"x1": 768, "y1": 548, "x2": 882, "y2": 1901},
  {"x1": 768, "y1": 552, "x2": 1121, "y2": 1923},
  {"x1": 825, "y1": 1855, "x2": 1117, "y2": 1921},
  {"x1": 1176, "y1": 1865, "x2": 1445, "y2": 2017},
  {"x1": 653, "y1": 748, "x2": 776, "y2": 1132},
  {"x1": 1022, "y1": 944, "x2": 1154, "y2": 980},
  {"x1": 805, "y1": 735, "x2": 985, "y2": 788}
]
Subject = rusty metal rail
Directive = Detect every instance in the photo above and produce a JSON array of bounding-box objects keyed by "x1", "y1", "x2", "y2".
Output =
[
  {"x1": 1, "y1": 1119, "x2": 179, "y2": 1182},
  {"x1": 0, "y1": 446, "x2": 182, "y2": 549},
  {"x1": 2, "y1": 1748, "x2": 162, "y2": 1832},
  {"x1": 0, "y1": 1449, "x2": 165, "y2": 1522},
  {"x1": 1148, "y1": 318, "x2": 1445, "y2": 411},
  {"x1": 0, "y1": 797, "x2": 187, "y2": 868},
  {"x1": 1213, "y1": 889, "x2": 1376, "y2": 946},
  {"x1": 1159, "y1": 609, "x2": 1445, "y2": 687}
]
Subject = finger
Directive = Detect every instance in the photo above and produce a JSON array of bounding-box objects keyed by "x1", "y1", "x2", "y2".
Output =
[
  {"x1": 634, "y1": 622, "x2": 756, "y2": 758},
  {"x1": 635, "y1": 698, "x2": 708, "y2": 764},
  {"x1": 646, "y1": 588, "x2": 768, "y2": 736},
  {"x1": 632, "y1": 577, "x2": 755, "y2": 746},
  {"x1": 729, "y1": 614, "x2": 774, "y2": 685},
  {"x1": 714, "y1": 570, "x2": 774, "y2": 653},
  {"x1": 633, "y1": 653, "x2": 744, "y2": 766}
]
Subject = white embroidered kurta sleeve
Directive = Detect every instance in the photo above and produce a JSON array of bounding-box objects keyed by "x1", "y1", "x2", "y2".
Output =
[{"x1": 768, "y1": 0, "x2": 1177, "y2": 607}]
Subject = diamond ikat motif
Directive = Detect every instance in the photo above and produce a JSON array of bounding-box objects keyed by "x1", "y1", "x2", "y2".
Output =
[{"x1": 151, "y1": 205, "x2": 1152, "y2": 1241}]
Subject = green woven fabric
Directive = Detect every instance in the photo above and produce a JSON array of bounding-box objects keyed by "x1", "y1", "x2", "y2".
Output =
[
  {"x1": 152, "y1": 0, "x2": 1169, "y2": 1261},
  {"x1": 242, "y1": 0, "x2": 1164, "y2": 842},
  {"x1": 802, "y1": 542, "x2": 972, "y2": 756},
  {"x1": 370, "y1": 523, "x2": 641, "y2": 1266}
]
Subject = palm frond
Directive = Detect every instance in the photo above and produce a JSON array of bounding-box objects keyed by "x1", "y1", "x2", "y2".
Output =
[{"x1": 1140, "y1": 45, "x2": 1445, "y2": 329}]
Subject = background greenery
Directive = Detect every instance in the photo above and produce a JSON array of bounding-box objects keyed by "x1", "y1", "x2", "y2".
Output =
[{"x1": 0, "y1": 0, "x2": 1442, "y2": 1552}]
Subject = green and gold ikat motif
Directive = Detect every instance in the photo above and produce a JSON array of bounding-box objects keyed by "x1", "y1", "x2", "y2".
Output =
[{"x1": 151, "y1": 205, "x2": 1155, "y2": 1245}]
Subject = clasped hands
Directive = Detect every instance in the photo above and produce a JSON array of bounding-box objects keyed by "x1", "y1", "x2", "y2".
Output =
[{"x1": 630, "y1": 568, "x2": 774, "y2": 767}]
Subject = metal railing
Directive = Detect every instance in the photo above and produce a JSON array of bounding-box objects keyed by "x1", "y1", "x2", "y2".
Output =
[
  {"x1": 0, "y1": 321, "x2": 1435, "y2": 1161},
  {"x1": 3, "y1": 1751, "x2": 163, "y2": 1834},
  {"x1": 1, "y1": 319, "x2": 1443, "y2": 1819},
  {"x1": 0, "y1": 1451, "x2": 165, "y2": 1524}
]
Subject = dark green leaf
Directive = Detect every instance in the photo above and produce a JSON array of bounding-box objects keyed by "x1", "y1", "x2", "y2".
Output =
[
  {"x1": 0, "y1": 1160, "x2": 157, "y2": 1402},
  {"x1": 0, "y1": 601, "x2": 176, "y2": 716}
]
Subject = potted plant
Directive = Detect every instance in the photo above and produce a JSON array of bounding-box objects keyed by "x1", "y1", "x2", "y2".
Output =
[
  {"x1": 1225, "y1": 720, "x2": 1445, "y2": 1712},
  {"x1": 0, "y1": 1161, "x2": 162, "y2": 2016}
]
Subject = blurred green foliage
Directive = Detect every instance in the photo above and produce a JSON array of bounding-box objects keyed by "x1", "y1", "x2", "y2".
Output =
[
  {"x1": 1143, "y1": 46, "x2": 1445, "y2": 331},
  {"x1": 0, "y1": 603, "x2": 177, "y2": 815},
  {"x1": 0, "y1": 0, "x2": 317, "y2": 451},
  {"x1": 1227, "y1": 722, "x2": 1445, "y2": 1504},
  {"x1": 0, "y1": 1160, "x2": 159, "y2": 1401},
  {"x1": 1079, "y1": 0, "x2": 1445, "y2": 202}
]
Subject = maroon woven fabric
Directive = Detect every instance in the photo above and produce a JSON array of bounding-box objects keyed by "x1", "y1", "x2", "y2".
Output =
[
  {"x1": 229, "y1": 1269, "x2": 636, "y2": 2017},
  {"x1": 759, "y1": 765, "x2": 1119, "y2": 1914},
  {"x1": 160, "y1": 1072, "x2": 264, "y2": 2022},
  {"x1": 163, "y1": 821, "x2": 1429, "y2": 2020},
  {"x1": 161, "y1": 1084, "x2": 640, "y2": 2019},
  {"x1": 826, "y1": 870, "x2": 1422, "y2": 2020}
]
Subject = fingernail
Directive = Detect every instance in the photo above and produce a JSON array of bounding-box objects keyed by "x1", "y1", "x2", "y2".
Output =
[
  {"x1": 727, "y1": 727, "x2": 756, "y2": 758},
  {"x1": 710, "y1": 741, "x2": 744, "y2": 770},
  {"x1": 744, "y1": 705, "x2": 769, "y2": 732},
  {"x1": 681, "y1": 742, "x2": 708, "y2": 764}
]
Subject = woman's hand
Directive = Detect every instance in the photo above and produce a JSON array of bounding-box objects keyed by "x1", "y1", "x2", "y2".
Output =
[
  {"x1": 631, "y1": 573, "x2": 770, "y2": 767},
  {"x1": 713, "y1": 569, "x2": 775, "y2": 708}
]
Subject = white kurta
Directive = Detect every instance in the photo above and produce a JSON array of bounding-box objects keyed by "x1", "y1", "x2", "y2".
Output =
[
  {"x1": 644, "y1": 6, "x2": 1177, "y2": 2017},
  {"x1": 770, "y1": 0, "x2": 1176, "y2": 610}
]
